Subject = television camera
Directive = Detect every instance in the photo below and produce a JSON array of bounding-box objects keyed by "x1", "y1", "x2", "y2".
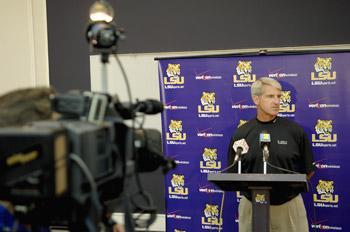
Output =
[{"x1": 0, "y1": 91, "x2": 174, "y2": 231}]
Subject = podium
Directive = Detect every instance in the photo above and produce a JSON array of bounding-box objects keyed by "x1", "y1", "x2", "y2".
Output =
[{"x1": 208, "y1": 173, "x2": 308, "y2": 232}]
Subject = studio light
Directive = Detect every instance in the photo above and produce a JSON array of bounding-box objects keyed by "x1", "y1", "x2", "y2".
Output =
[
  {"x1": 86, "y1": 0, "x2": 122, "y2": 62},
  {"x1": 89, "y1": 0, "x2": 114, "y2": 23}
]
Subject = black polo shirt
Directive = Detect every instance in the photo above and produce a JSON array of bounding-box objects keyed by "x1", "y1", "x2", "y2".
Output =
[{"x1": 227, "y1": 117, "x2": 314, "y2": 205}]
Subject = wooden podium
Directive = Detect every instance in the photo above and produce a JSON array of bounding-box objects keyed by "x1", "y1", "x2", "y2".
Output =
[{"x1": 208, "y1": 173, "x2": 308, "y2": 232}]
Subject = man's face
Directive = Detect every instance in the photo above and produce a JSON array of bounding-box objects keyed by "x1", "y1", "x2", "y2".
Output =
[{"x1": 253, "y1": 85, "x2": 281, "y2": 119}]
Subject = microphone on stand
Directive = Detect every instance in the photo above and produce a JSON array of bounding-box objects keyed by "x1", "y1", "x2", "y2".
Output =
[
  {"x1": 232, "y1": 139, "x2": 249, "y2": 162},
  {"x1": 259, "y1": 131, "x2": 271, "y2": 174},
  {"x1": 133, "y1": 99, "x2": 164, "y2": 115},
  {"x1": 113, "y1": 99, "x2": 164, "y2": 119},
  {"x1": 259, "y1": 131, "x2": 271, "y2": 162},
  {"x1": 219, "y1": 139, "x2": 249, "y2": 173}
]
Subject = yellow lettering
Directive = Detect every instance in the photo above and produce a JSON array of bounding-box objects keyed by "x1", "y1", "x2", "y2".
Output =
[
  {"x1": 169, "y1": 187, "x2": 188, "y2": 195},
  {"x1": 6, "y1": 151, "x2": 39, "y2": 166},
  {"x1": 233, "y1": 74, "x2": 256, "y2": 83},
  {"x1": 202, "y1": 216, "x2": 223, "y2": 226},
  {"x1": 201, "y1": 217, "x2": 209, "y2": 225},
  {"x1": 312, "y1": 134, "x2": 337, "y2": 142},
  {"x1": 311, "y1": 72, "x2": 336, "y2": 80},
  {"x1": 329, "y1": 72, "x2": 336, "y2": 80},
  {"x1": 313, "y1": 194, "x2": 339, "y2": 203},
  {"x1": 279, "y1": 104, "x2": 295, "y2": 113},
  {"x1": 166, "y1": 133, "x2": 187, "y2": 141},
  {"x1": 198, "y1": 105, "x2": 220, "y2": 113},
  {"x1": 200, "y1": 161, "x2": 221, "y2": 169},
  {"x1": 164, "y1": 76, "x2": 184, "y2": 85}
]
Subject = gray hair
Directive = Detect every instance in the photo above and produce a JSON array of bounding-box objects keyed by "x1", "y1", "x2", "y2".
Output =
[{"x1": 251, "y1": 77, "x2": 282, "y2": 97}]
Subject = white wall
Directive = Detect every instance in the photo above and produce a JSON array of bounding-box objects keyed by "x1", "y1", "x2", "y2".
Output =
[
  {"x1": 0, "y1": 0, "x2": 49, "y2": 95},
  {"x1": 90, "y1": 53, "x2": 163, "y2": 130}
]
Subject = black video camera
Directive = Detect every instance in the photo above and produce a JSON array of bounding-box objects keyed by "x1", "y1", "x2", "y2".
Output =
[{"x1": 0, "y1": 91, "x2": 174, "y2": 231}]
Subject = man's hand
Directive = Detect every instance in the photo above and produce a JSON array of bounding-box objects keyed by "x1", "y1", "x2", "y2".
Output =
[
  {"x1": 113, "y1": 223, "x2": 125, "y2": 232},
  {"x1": 307, "y1": 171, "x2": 315, "y2": 180}
]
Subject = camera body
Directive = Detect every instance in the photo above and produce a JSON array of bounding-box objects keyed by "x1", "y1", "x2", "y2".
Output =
[
  {"x1": 0, "y1": 91, "x2": 172, "y2": 230},
  {"x1": 0, "y1": 124, "x2": 69, "y2": 202},
  {"x1": 0, "y1": 119, "x2": 126, "y2": 228}
]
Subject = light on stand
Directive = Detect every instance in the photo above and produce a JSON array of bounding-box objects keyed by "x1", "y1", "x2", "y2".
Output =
[
  {"x1": 86, "y1": 0, "x2": 124, "y2": 64},
  {"x1": 89, "y1": 0, "x2": 114, "y2": 23}
]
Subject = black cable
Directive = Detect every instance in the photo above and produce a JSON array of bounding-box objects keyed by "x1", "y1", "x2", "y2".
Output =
[
  {"x1": 130, "y1": 104, "x2": 157, "y2": 230},
  {"x1": 112, "y1": 53, "x2": 138, "y2": 232},
  {"x1": 112, "y1": 49, "x2": 156, "y2": 231},
  {"x1": 123, "y1": 129, "x2": 136, "y2": 232},
  {"x1": 113, "y1": 54, "x2": 133, "y2": 104},
  {"x1": 266, "y1": 161, "x2": 300, "y2": 174},
  {"x1": 70, "y1": 153, "x2": 102, "y2": 232},
  {"x1": 218, "y1": 157, "x2": 242, "y2": 173}
]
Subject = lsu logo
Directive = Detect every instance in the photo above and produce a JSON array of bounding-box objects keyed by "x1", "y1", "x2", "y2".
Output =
[
  {"x1": 313, "y1": 180, "x2": 339, "y2": 204},
  {"x1": 279, "y1": 91, "x2": 295, "y2": 113},
  {"x1": 200, "y1": 148, "x2": 221, "y2": 169},
  {"x1": 174, "y1": 230, "x2": 186, "y2": 232},
  {"x1": 255, "y1": 194, "x2": 267, "y2": 204},
  {"x1": 168, "y1": 174, "x2": 188, "y2": 195},
  {"x1": 312, "y1": 119, "x2": 337, "y2": 143},
  {"x1": 198, "y1": 92, "x2": 219, "y2": 113},
  {"x1": 166, "y1": 120, "x2": 186, "y2": 141},
  {"x1": 201, "y1": 204, "x2": 223, "y2": 226},
  {"x1": 233, "y1": 61, "x2": 256, "y2": 83},
  {"x1": 237, "y1": 120, "x2": 248, "y2": 128},
  {"x1": 311, "y1": 57, "x2": 336, "y2": 81},
  {"x1": 164, "y1": 64, "x2": 185, "y2": 85}
]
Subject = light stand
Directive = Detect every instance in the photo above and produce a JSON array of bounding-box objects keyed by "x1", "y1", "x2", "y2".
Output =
[
  {"x1": 86, "y1": 2, "x2": 136, "y2": 231},
  {"x1": 86, "y1": 0, "x2": 122, "y2": 92}
]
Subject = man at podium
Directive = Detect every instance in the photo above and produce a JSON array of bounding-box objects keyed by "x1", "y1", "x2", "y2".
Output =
[{"x1": 227, "y1": 77, "x2": 314, "y2": 232}]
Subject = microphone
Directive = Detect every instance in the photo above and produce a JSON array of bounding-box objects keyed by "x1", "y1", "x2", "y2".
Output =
[
  {"x1": 259, "y1": 131, "x2": 271, "y2": 162},
  {"x1": 134, "y1": 99, "x2": 164, "y2": 115},
  {"x1": 113, "y1": 99, "x2": 164, "y2": 119},
  {"x1": 232, "y1": 139, "x2": 249, "y2": 162}
]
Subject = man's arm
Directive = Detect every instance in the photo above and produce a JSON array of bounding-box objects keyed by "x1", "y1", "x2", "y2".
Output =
[{"x1": 300, "y1": 129, "x2": 315, "y2": 177}]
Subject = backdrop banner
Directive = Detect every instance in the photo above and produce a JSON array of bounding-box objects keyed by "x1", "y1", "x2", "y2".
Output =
[{"x1": 158, "y1": 52, "x2": 349, "y2": 231}]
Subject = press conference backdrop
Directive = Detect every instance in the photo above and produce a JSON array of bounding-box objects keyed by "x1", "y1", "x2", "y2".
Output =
[{"x1": 158, "y1": 51, "x2": 350, "y2": 231}]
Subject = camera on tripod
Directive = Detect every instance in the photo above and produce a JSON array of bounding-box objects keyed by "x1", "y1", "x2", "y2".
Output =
[{"x1": 0, "y1": 90, "x2": 174, "y2": 231}]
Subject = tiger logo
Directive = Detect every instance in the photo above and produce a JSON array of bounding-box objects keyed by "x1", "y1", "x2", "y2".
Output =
[
  {"x1": 166, "y1": 64, "x2": 181, "y2": 78},
  {"x1": 202, "y1": 148, "x2": 217, "y2": 162},
  {"x1": 204, "y1": 204, "x2": 219, "y2": 218},
  {"x1": 315, "y1": 120, "x2": 333, "y2": 135},
  {"x1": 314, "y1": 57, "x2": 332, "y2": 74},
  {"x1": 171, "y1": 174, "x2": 185, "y2": 189},
  {"x1": 201, "y1": 92, "x2": 215, "y2": 106},
  {"x1": 236, "y1": 61, "x2": 252, "y2": 76},
  {"x1": 169, "y1": 120, "x2": 183, "y2": 134},
  {"x1": 316, "y1": 180, "x2": 334, "y2": 196},
  {"x1": 238, "y1": 120, "x2": 247, "y2": 128},
  {"x1": 255, "y1": 194, "x2": 266, "y2": 203},
  {"x1": 280, "y1": 91, "x2": 291, "y2": 107}
]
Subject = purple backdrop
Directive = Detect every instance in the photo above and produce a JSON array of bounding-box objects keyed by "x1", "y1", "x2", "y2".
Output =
[{"x1": 158, "y1": 52, "x2": 350, "y2": 231}]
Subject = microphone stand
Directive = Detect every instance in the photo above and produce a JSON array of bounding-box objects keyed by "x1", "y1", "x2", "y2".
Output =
[
  {"x1": 234, "y1": 148, "x2": 243, "y2": 174},
  {"x1": 263, "y1": 146, "x2": 269, "y2": 174},
  {"x1": 238, "y1": 160, "x2": 242, "y2": 174}
]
